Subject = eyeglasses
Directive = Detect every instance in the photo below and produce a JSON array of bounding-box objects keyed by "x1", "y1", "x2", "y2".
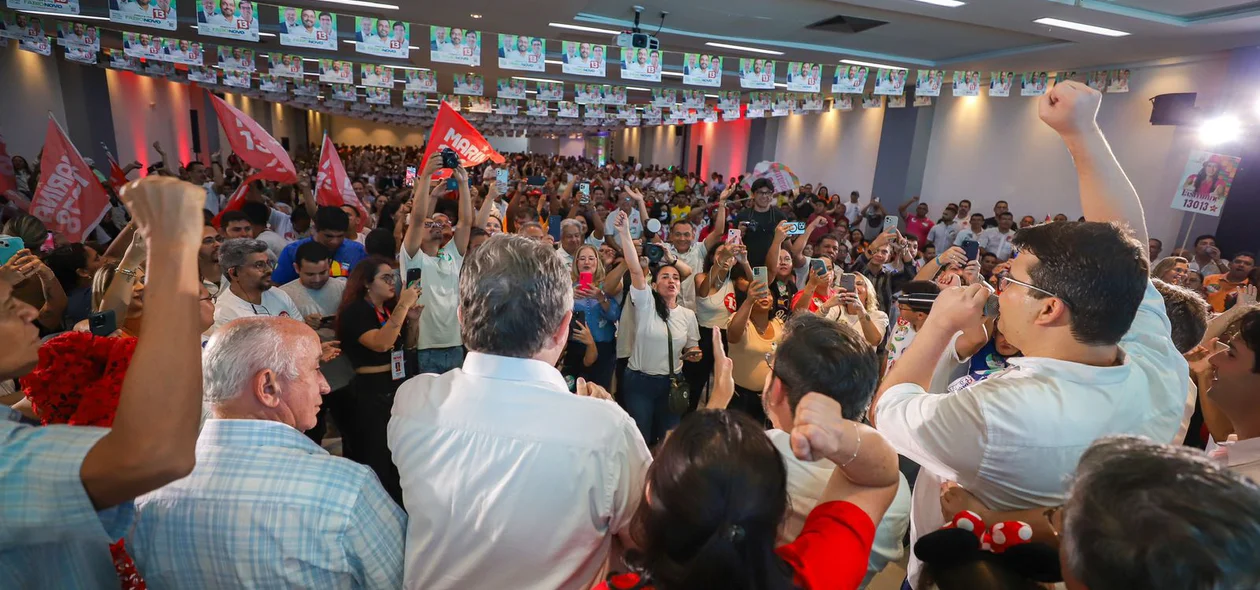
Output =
[
  {"x1": 238, "y1": 260, "x2": 275, "y2": 272},
  {"x1": 424, "y1": 221, "x2": 451, "y2": 229},
  {"x1": 377, "y1": 274, "x2": 397, "y2": 285},
  {"x1": 997, "y1": 273, "x2": 1058, "y2": 299}
]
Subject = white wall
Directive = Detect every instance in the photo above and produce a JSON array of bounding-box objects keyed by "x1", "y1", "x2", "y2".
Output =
[
  {"x1": 0, "y1": 46, "x2": 69, "y2": 163},
  {"x1": 487, "y1": 135, "x2": 528, "y2": 154},
  {"x1": 774, "y1": 108, "x2": 886, "y2": 199},
  {"x1": 105, "y1": 69, "x2": 194, "y2": 171},
  {"x1": 920, "y1": 55, "x2": 1231, "y2": 247},
  {"x1": 640, "y1": 124, "x2": 683, "y2": 168},
  {"x1": 559, "y1": 137, "x2": 585, "y2": 158}
]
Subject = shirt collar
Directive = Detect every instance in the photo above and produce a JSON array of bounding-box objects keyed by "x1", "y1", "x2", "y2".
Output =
[
  {"x1": 461, "y1": 351, "x2": 570, "y2": 392},
  {"x1": 198, "y1": 418, "x2": 328, "y2": 455},
  {"x1": 1219, "y1": 435, "x2": 1260, "y2": 468},
  {"x1": 1004, "y1": 346, "x2": 1131, "y2": 385}
]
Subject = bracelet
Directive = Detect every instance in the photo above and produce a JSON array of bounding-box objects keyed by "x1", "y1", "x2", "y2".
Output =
[
  {"x1": 933, "y1": 255, "x2": 942, "y2": 266},
  {"x1": 838, "y1": 421, "x2": 862, "y2": 467},
  {"x1": 116, "y1": 267, "x2": 138, "y2": 279}
]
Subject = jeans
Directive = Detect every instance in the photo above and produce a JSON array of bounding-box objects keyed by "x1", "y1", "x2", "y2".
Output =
[
  {"x1": 416, "y1": 345, "x2": 466, "y2": 376},
  {"x1": 622, "y1": 369, "x2": 679, "y2": 447}
]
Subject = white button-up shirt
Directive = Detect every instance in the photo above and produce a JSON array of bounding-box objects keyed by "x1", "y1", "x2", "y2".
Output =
[
  {"x1": 1210, "y1": 435, "x2": 1260, "y2": 482},
  {"x1": 876, "y1": 280, "x2": 1188, "y2": 588},
  {"x1": 388, "y1": 352, "x2": 652, "y2": 590}
]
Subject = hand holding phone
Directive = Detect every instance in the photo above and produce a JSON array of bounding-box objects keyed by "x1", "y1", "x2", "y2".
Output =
[
  {"x1": 752, "y1": 266, "x2": 768, "y2": 284},
  {"x1": 406, "y1": 267, "x2": 423, "y2": 289},
  {"x1": 962, "y1": 239, "x2": 980, "y2": 262},
  {"x1": 89, "y1": 310, "x2": 117, "y2": 338},
  {"x1": 726, "y1": 228, "x2": 742, "y2": 245},
  {"x1": 840, "y1": 273, "x2": 856, "y2": 293},
  {"x1": 786, "y1": 221, "x2": 807, "y2": 236},
  {"x1": 883, "y1": 215, "x2": 899, "y2": 233}
]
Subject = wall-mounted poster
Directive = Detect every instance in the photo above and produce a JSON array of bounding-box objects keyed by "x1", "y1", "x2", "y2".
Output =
[
  {"x1": 913, "y1": 95, "x2": 932, "y2": 107},
  {"x1": 1020, "y1": 72, "x2": 1048, "y2": 96},
  {"x1": 771, "y1": 93, "x2": 792, "y2": 117},
  {"x1": 277, "y1": 6, "x2": 337, "y2": 50},
  {"x1": 65, "y1": 46, "x2": 97, "y2": 64},
  {"x1": 1107, "y1": 69, "x2": 1130, "y2": 93},
  {"x1": 402, "y1": 90, "x2": 425, "y2": 107},
  {"x1": 557, "y1": 101, "x2": 579, "y2": 118},
  {"x1": 216, "y1": 46, "x2": 254, "y2": 71},
  {"x1": 366, "y1": 87, "x2": 391, "y2": 105},
  {"x1": 717, "y1": 91, "x2": 740, "y2": 112},
  {"x1": 355, "y1": 17, "x2": 408, "y2": 59},
  {"x1": 56, "y1": 22, "x2": 99, "y2": 51},
  {"x1": 453, "y1": 73, "x2": 484, "y2": 96},
  {"x1": 651, "y1": 88, "x2": 676, "y2": 108},
  {"x1": 873, "y1": 68, "x2": 907, "y2": 96},
  {"x1": 122, "y1": 32, "x2": 161, "y2": 59},
  {"x1": 329, "y1": 84, "x2": 357, "y2": 101},
  {"x1": 832, "y1": 65, "x2": 869, "y2": 94},
  {"x1": 293, "y1": 78, "x2": 319, "y2": 96},
  {"x1": 9, "y1": 0, "x2": 80, "y2": 15},
  {"x1": 467, "y1": 96, "x2": 492, "y2": 113},
  {"x1": 952, "y1": 71, "x2": 980, "y2": 97},
  {"x1": 196, "y1": 0, "x2": 258, "y2": 42},
  {"x1": 20, "y1": 35, "x2": 49, "y2": 55},
  {"x1": 833, "y1": 95, "x2": 853, "y2": 111},
  {"x1": 1172, "y1": 151, "x2": 1241, "y2": 217},
  {"x1": 537, "y1": 81, "x2": 563, "y2": 101},
  {"x1": 109, "y1": 0, "x2": 177, "y2": 30},
  {"x1": 187, "y1": 65, "x2": 218, "y2": 84},
  {"x1": 574, "y1": 83, "x2": 598, "y2": 105},
  {"x1": 223, "y1": 68, "x2": 251, "y2": 88},
  {"x1": 739, "y1": 58, "x2": 775, "y2": 90},
  {"x1": 497, "y1": 78, "x2": 527, "y2": 99},
  {"x1": 267, "y1": 53, "x2": 304, "y2": 78},
  {"x1": 561, "y1": 41, "x2": 606, "y2": 76},
  {"x1": 643, "y1": 104, "x2": 661, "y2": 120},
  {"x1": 603, "y1": 85, "x2": 627, "y2": 105},
  {"x1": 915, "y1": 70, "x2": 943, "y2": 97},
  {"x1": 680, "y1": 89, "x2": 705, "y2": 108},
  {"x1": 259, "y1": 74, "x2": 286, "y2": 92},
  {"x1": 319, "y1": 59, "x2": 352, "y2": 83},
  {"x1": 989, "y1": 71, "x2": 1014, "y2": 97},
  {"x1": 498, "y1": 34, "x2": 545, "y2": 72},
  {"x1": 748, "y1": 91, "x2": 771, "y2": 112},
  {"x1": 495, "y1": 99, "x2": 519, "y2": 115},
  {"x1": 360, "y1": 64, "x2": 394, "y2": 88},
  {"x1": 861, "y1": 94, "x2": 882, "y2": 109},
  {"x1": 107, "y1": 48, "x2": 139, "y2": 70},
  {"x1": 1086, "y1": 70, "x2": 1109, "y2": 92},
  {"x1": 786, "y1": 61, "x2": 822, "y2": 92},
  {"x1": 404, "y1": 69, "x2": 437, "y2": 92},
  {"x1": 160, "y1": 38, "x2": 202, "y2": 65},
  {"x1": 526, "y1": 99, "x2": 548, "y2": 116},
  {"x1": 682, "y1": 53, "x2": 723, "y2": 87},
  {"x1": 620, "y1": 47, "x2": 661, "y2": 82},
  {"x1": 440, "y1": 94, "x2": 461, "y2": 110},
  {"x1": 802, "y1": 94, "x2": 824, "y2": 111},
  {"x1": 430, "y1": 26, "x2": 480, "y2": 66}
]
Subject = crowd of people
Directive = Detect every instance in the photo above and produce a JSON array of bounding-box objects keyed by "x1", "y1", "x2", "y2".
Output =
[{"x1": 3, "y1": 80, "x2": 1260, "y2": 590}]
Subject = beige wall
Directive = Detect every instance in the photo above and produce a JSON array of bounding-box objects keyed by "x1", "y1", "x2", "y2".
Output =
[
  {"x1": 105, "y1": 69, "x2": 194, "y2": 171},
  {"x1": 774, "y1": 108, "x2": 886, "y2": 200},
  {"x1": 640, "y1": 124, "x2": 683, "y2": 168},
  {"x1": 326, "y1": 115, "x2": 428, "y2": 147},
  {"x1": 0, "y1": 47, "x2": 68, "y2": 162}
]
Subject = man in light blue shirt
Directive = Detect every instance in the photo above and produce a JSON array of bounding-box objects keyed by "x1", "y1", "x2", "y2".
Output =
[{"x1": 129, "y1": 317, "x2": 405, "y2": 589}]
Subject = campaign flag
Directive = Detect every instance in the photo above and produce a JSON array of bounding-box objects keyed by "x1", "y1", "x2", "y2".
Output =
[
  {"x1": 29, "y1": 115, "x2": 110, "y2": 242},
  {"x1": 315, "y1": 134, "x2": 369, "y2": 229},
  {"x1": 0, "y1": 131, "x2": 16, "y2": 197},
  {"x1": 207, "y1": 92, "x2": 296, "y2": 183},
  {"x1": 420, "y1": 102, "x2": 506, "y2": 180},
  {"x1": 101, "y1": 144, "x2": 129, "y2": 190}
]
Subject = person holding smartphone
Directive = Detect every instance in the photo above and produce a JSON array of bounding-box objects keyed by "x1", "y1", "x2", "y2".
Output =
[
  {"x1": 829, "y1": 273, "x2": 888, "y2": 348},
  {"x1": 566, "y1": 245, "x2": 620, "y2": 389},
  {"x1": 725, "y1": 278, "x2": 779, "y2": 426}
]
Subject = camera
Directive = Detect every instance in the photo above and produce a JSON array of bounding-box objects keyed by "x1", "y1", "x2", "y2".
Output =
[
  {"x1": 645, "y1": 244, "x2": 666, "y2": 265},
  {"x1": 440, "y1": 147, "x2": 460, "y2": 169}
]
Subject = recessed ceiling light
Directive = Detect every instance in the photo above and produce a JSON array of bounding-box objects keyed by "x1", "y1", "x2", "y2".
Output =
[
  {"x1": 259, "y1": 32, "x2": 276, "y2": 38},
  {"x1": 911, "y1": 0, "x2": 965, "y2": 6},
  {"x1": 1033, "y1": 17, "x2": 1129, "y2": 37},
  {"x1": 312, "y1": 0, "x2": 399, "y2": 10},
  {"x1": 661, "y1": 71, "x2": 684, "y2": 78},
  {"x1": 704, "y1": 42, "x2": 783, "y2": 56},
  {"x1": 840, "y1": 59, "x2": 907, "y2": 71},
  {"x1": 513, "y1": 76, "x2": 565, "y2": 84},
  {"x1": 548, "y1": 22, "x2": 623, "y2": 35},
  {"x1": 626, "y1": 86, "x2": 651, "y2": 91},
  {"x1": 16, "y1": 9, "x2": 110, "y2": 20},
  {"x1": 470, "y1": 13, "x2": 482, "y2": 19}
]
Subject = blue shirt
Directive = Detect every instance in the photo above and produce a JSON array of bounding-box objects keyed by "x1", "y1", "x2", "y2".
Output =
[
  {"x1": 128, "y1": 419, "x2": 406, "y2": 589},
  {"x1": 273, "y1": 237, "x2": 367, "y2": 285},
  {"x1": 574, "y1": 292, "x2": 620, "y2": 343},
  {"x1": 0, "y1": 409, "x2": 136, "y2": 589}
]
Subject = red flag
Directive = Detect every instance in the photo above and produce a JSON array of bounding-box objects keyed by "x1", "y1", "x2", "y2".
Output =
[
  {"x1": 105, "y1": 155, "x2": 128, "y2": 191},
  {"x1": 315, "y1": 134, "x2": 369, "y2": 231},
  {"x1": 29, "y1": 115, "x2": 111, "y2": 242},
  {"x1": 0, "y1": 130, "x2": 16, "y2": 196},
  {"x1": 420, "y1": 101, "x2": 506, "y2": 180},
  {"x1": 207, "y1": 92, "x2": 296, "y2": 183}
]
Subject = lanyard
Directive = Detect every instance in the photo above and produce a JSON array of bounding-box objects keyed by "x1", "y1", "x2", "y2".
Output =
[{"x1": 375, "y1": 305, "x2": 391, "y2": 327}]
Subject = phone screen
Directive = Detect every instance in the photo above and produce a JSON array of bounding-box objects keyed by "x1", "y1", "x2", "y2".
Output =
[
  {"x1": 406, "y1": 267, "x2": 422, "y2": 288},
  {"x1": 841, "y1": 273, "x2": 856, "y2": 292},
  {"x1": 787, "y1": 221, "x2": 807, "y2": 236},
  {"x1": 404, "y1": 166, "x2": 417, "y2": 187},
  {"x1": 962, "y1": 240, "x2": 980, "y2": 262}
]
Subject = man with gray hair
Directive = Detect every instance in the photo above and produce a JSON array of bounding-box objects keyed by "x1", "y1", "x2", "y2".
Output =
[
  {"x1": 557, "y1": 217, "x2": 583, "y2": 268},
  {"x1": 128, "y1": 317, "x2": 405, "y2": 588},
  {"x1": 389, "y1": 233, "x2": 650, "y2": 590},
  {"x1": 213, "y1": 238, "x2": 302, "y2": 331}
]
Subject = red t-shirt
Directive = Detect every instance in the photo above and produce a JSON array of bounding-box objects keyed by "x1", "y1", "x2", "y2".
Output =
[
  {"x1": 791, "y1": 290, "x2": 831, "y2": 314},
  {"x1": 904, "y1": 215, "x2": 934, "y2": 247},
  {"x1": 598, "y1": 501, "x2": 876, "y2": 590}
]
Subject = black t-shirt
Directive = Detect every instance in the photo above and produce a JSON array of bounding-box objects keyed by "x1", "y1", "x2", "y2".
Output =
[
  {"x1": 736, "y1": 207, "x2": 788, "y2": 268},
  {"x1": 769, "y1": 278, "x2": 797, "y2": 322},
  {"x1": 337, "y1": 298, "x2": 401, "y2": 368}
]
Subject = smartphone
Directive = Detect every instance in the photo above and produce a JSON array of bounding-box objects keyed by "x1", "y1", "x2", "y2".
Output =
[
  {"x1": 527, "y1": 175, "x2": 547, "y2": 186},
  {"x1": 318, "y1": 315, "x2": 336, "y2": 328},
  {"x1": 579, "y1": 196, "x2": 591, "y2": 205},
  {"x1": 726, "y1": 228, "x2": 742, "y2": 245},
  {"x1": 446, "y1": 178, "x2": 459, "y2": 191},
  {"x1": 962, "y1": 239, "x2": 980, "y2": 262},
  {"x1": 406, "y1": 267, "x2": 422, "y2": 289},
  {"x1": 569, "y1": 316, "x2": 585, "y2": 338},
  {"x1": 786, "y1": 221, "x2": 807, "y2": 236},
  {"x1": 495, "y1": 168, "x2": 509, "y2": 184},
  {"x1": 0, "y1": 236, "x2": 21, "y2": 266},
  {"x1": 88, "y1": 310, "x2": 117, "y2": 337},
  {"x1": 404, "y1": 165, "x2": 417, "y2": 187},
  {"x1": 840, "y1": 273, "x2": 856, "y2": 293},
  {"x1": 752, "y1": 266, "x2": 768, "y2": 284},
  {"x1": 810, "y1": 259, "x2": 827, "y2": 276},
  {"x1": 579, "y1": 182, "x2": 591, "y2": 196},
  {"x1": 883, "y1": 215, "x2": 899, "y2": 233},
  {"x1": 578, "y1": 271, "x2": 594, "y2": 290}
]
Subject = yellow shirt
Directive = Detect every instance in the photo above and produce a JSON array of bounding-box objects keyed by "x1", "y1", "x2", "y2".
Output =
[
  {"x1": 728, "y1": 318, "x2": 782, "y2": 390},
  {"x1": 670, "y1": 205, "x2": 691, "y2": 224},
  {"x1": 1204, "y1": 274, "x2": 1248, "y2": 312}
]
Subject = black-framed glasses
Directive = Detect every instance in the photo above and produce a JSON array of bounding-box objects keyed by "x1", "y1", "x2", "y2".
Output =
[
  {"x1": 377, "y1": 273, "x2": 398, "y2": 285},
  {"x1": 238, "y1": 260, "x2": 275, "y2": 272}
]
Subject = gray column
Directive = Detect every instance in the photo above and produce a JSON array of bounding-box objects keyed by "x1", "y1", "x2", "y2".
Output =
[
  {"x1": 56, "y1": 59, "x2": 118, "y2": 167},
  {"x1": 871, "y1": 105, "x2": 935, "y2": 209}
]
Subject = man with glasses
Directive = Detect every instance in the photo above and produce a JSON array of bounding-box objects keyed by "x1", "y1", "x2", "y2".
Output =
[
  {"x1": 737, "y1": 178, "x2": 788, "y2": 270},
  {"x1": 199, "y1": 223, "x2": 226, "y2": 297},
  {"x1": 869, "y1": 81, "x2": 1190, "y2": 589},
  {"x1": 213, "y1": 238, "x2": 301, "y2": 331}
]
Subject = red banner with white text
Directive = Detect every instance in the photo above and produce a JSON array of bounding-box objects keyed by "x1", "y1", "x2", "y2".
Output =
[
  {"x1": 421, "y1": 101, "x2": 505, "y2": 180},
  {"x1": 30, "y1": 116, "x2": 111, "y2": 242},
  {"x1": 315, "y1": 134, "x2": 369, "y2": 230},
  {"x1": 208, "y1": 92, "x2": 297, "y2": 184}
]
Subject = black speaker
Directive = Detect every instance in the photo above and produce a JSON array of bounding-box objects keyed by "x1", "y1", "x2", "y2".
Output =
[
  {"x1": 189, "y1": 110, "x2": 201, "y2": 155},
  {"x1": 1150, "y1": 93, "x2": 1198, "y2": 126}
]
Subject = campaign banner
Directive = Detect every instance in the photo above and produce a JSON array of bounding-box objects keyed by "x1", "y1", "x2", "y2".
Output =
[
  {"x1": 276, "y1": 5, "x2": 336, "y2": 49},
  {"x1": 1020, "y1": 72, "x2": 1048, "y2": 96},
  {"x1": 195, "y1": 0, "x2": 258, "y2": 41},
  {"x1": 208, "y1": 92, "x2": 296, "y2": 183},
  {"x1": 537, "y1": 81, "x2": 563, "y2": 101},
  {"x1": 466, "y1": 96, "x2": 492, "y2": 113},
  {"x1": 771, "y1": 93, "x2": 791, "y2": 117},
  {"x1": 888, "y1": 95, "x2": 907, "y2": 108},
  {"x1": 748, "y1": 91, "x2": 772, "y2": 112},
  {"x1": 319, "y1": 59, "x2": 352, "y2": 83},
  {"x1": 64, "y1": 46, "x2": 96, "y2": 64},
  {"x1": 913, "y1": 96, "x2": 932, "y2": 107},
  {"x1": 526, "y1": 99, "x2": 548, "y2": 117},
  {"x1": 651, "y1": 88, "x2": 676, "y2": 108},
  {"x1": 561, "y1": 41, "x2": 606, "y2": 76},
  {"x1": 642, "y1": 104, "x2": 661, "y2": 119},
  {"x1": 20, "y1": 35, "x2": 50, "y2": 55},
  {"x1": 361, "y1": 64, "x2": 394, "y2": 88},
  {"x1": 717, "y1": 91, "x2": 740, "y2": 112},
  {"x1": 557, "y1": 101, "x2": 578, "y2": 118},
  {"x1": 615, "y1": 105, "x2": 635, "y2": 120},
  {"x1": 402, "y1": 90, "x2": 425, "y2": 107},
  {"x1": 440, "y1": 94, "x2": 460, "y2": 111},
  {"x1": 329, "y1": 84, "x2": 356, "y2": 101},
  {"x1": 0, "y1": 9, "x2": 44, "y2": 42},
  {"x1": 107, "y1": 48, "x2": 139, "y2": 70},
  {"x1": 873, "y1": 68, "x2": 906, "y2": 96},
  {"x1": 314, "y1": 134, "x2": 369, "y2": 223},
  {"x1": 861, "y1": 94, "x2": 882, "y2": 109},
  {"x1": 122, "y1": 32, "x2": 161, "y2": 60},
  {"x1": 832, "y1": 65, "x2": 869, "y2": 94},
  {"x1": 216, "y1": 46, "x2": 254, "y2": 71},
  {"x1": 802, "y1": 94, "x2": 824, "y2": 111},
  {"x1": 109, "y1": 0, "x2": 177, "y2": 30},
  {"x1": 721, "y1": 110, "x2": 739, "y2": 121},
  {"x1": 833, "y1": 95, "x2": 853, "y2": 111},
  {"x1": 745, "y1": 109, "x2": 763, "y2": 120},
  {"x1": 786, "y1": 61, "x2": 821, "y2": 93},
  {"x1": 701, "y1": 104, "x2": 717, "y2": 120},
  {"x1": 495, "y1": 99, "x2": 518, "y2": 115},
  {"x1": 497, "y1": 78, "x2": 526, "y2": 99},
  {"x1": 266, "y1": 53, "x2": 303, "y2": 78},
  {"x1": 1107, "y1": 69, "x2": 1130, "y2": 93},
  {"x1": 258, "y1": 73, "x2": 286, "y2": 92},
  {"x1": 739, "y1": 58, "x2": 775, "y2": 90},
  {"x1": 620, "y1": 47, "x2": 660, "y2": 82},
  {"x1": 574, "y1": 83, "x2": 597, "y2": 104},
  {"x1": 585, "y1": 104, "x2": 605, "y2": 118},
  {"x1": 354, "y1": 17, "x2": 408, "y2": 58},
  {"x1": 498, "y1": 34, "x2": 545, "y2": 72},
  {"x1": 56, "y1": 22, "x2": 99, "y2": 51},
  {"x1": 160, "y1": 38, "x2": 202, "y2": 65},
  {"x1": 989, "y1": 71, "x2": 1014, "y2": 97},
  {"x1": 366, "y1": 87, "x2": 391, "y2": 105},
  {"x1": 430, "y1": 25, "x2": 480, "y2": 66},
  {"x1": 915, "y1": 69, "x2": 944, "y2": 97},
  {"x1": 1086, "y1": 70, "x2": 1109, "y2": 92},
  {"x1": 292, "y1": 78, "x2": 318, "y2": 97},
  {"x1": 453, "y1": 73, "x2": 484, "y2": 96},
  {"x1": 187, "y1": 65, "x2": 218, "y2": 83},
  {"x1": 645, "y1": 115, "x2": 662, "y2": 125},
  {"x1": 141, "y1": 61, "x2": 173, "y2": 77},
  {"x1": 1172, "y1": 151, "x2": 1241, "y2": 217},
  {"x1": 9, "y1": 0, "x2": 80, "y2": 14},
  {"x1": 420, "y1": 101, "x2": 505, "y2": 178},
  {"x1": 31, "y1": 115, "x2": 110, "y2": 242},
  {"x1": 604, "y1": 85, "x2": 627, "y2": 105},
  {"x1": 682, "y1": 53, "x2": 723, "y2": 88},
  {"x1": 680, "y1": 89, "x2": 705, "y2": 109},
  {"x1": 404, "y1": 68, "x2": 438, "y2": 92},
  {"x1": 952, "y1": 71, "x2": 980, "y2": 97}
]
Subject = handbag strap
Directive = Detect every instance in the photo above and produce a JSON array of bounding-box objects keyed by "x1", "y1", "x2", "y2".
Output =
[{"x1": 665, "y1": 315, "x2": 676, "y2": 380}]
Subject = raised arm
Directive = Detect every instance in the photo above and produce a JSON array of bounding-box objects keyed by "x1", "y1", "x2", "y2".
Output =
[
  {"x1": 98, "y1": 231, "x2": 147, "y2": 320},
  {"x1": 897, "y1": 196, "x2": 917, "y2": 218},
  {"x1": 402, "y1": 157, "x2": 442, "y2": 258},
  {"x1": 615, "y1": 212, "x2": 646, "y2": 291},
  {"x1": 474, "y1": 181, "x2": 499, "y2": 232},
  {"x1": 793, "y1": 393, "x2": 900, "y2": 525},
  {"x1": 1039, "y1": 80, "x2": 1147, "y2": 247},
  {"x1": 727, "y1": 280, "x2": 766, "y2": 344},
  {"x1": 701, "y1": 186, "x2": 733, "y2": 252},
  {"x1": 297, "y1": 171, "x2": 317, "y2": 219},
  {"x1": 625, "y1": 186, "x2": 650, "y2": 228},
  {"x1": 453, "y1": 167, "x2": 473, "y2": 256}
]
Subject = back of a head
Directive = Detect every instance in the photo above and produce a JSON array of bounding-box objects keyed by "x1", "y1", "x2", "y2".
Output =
[
  {"x1": 3, "y1": 214, "x2": 48, "y2": 249},
  {"x1": 203, "y1": 316, "x2": 306, "y2": 404},
  {"x1": 240, "y1": 201, "x2": 270, "y2": 227},
  {"x1": 1063, "y1": 436, "x2": 1260, "y2": 590},
  {"x1": 43, "y1": 243, "x2": 88, "y2": 292},
  {"x1": 364, "y1": 227, "x2": 396, "y2": 258},
  {"x1": 219, "y1": 210, "x2": 249, "y2": 229},
  {"x1": 1151, "y1": 279, "x2": 1209, "y2": 354},
  {"x1": 631, "y1": 409, "x2": 795, "y2": 590},
  {"x1": 774, "y1": 314, "x2": 878, "y2": 420},
  {"x1": 1012, "y1": 221, "x2": 1147, "y2": 346},
  {"x1": 458, "y1": 233, "x2": 571, "y2": 358},
  {"x1": 314, "y1": 206, "x2": 350, "y2": 232}
]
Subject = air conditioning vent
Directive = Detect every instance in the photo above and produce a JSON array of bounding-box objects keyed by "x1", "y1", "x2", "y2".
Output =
[{"x1": 806, "y1": 15, "x2": 888, "y2": 34}]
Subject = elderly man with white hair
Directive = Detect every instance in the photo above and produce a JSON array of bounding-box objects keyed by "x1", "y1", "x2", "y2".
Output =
[{"x1": 127, "y1": 316, "x2": 405, "y2": 589}]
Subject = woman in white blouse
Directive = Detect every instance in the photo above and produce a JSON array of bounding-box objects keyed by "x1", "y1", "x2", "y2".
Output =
[
  {"x1": 824, "y1": 272, "x2": 888, "y2": 348},
  {"x1": 615, "y1": 211, "x2": 700, "y2": 446}
]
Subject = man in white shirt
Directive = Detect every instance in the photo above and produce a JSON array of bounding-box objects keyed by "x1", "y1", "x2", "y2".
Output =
[
  {"x1": 1206, "y1": 307, "x2": 1260, "y2": 480},
  {"x1": 279, "y1": 241, "x2": 347, "y2": 327},
  {"x1": 870, "y1": 81, "x2": 1189, "y2": 589},
  {"x1": 952, "y1": 212, "x2": 985, "y2": 249},
  {"x1": 602, "y1": 186, "x2": 650, "y2": 241},
  {"x1": 926, "y1": 203, "x2": 961, "y2": 254},
  {"x1": 977, "y1": 211, "x2": 1016, "y2": 261},
  {"x1": 213, "y1": 239, "x2": 302, "y2": 331},
  {"x1": 389, "y1": 233, "x2": 650, "y2": 590}
]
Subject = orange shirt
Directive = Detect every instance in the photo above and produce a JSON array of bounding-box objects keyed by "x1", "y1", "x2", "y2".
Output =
[{"x1": 1203, "y1": 273, "x2": 1248, "y2": 312}]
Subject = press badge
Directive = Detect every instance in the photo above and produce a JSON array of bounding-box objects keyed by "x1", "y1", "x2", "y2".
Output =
[{"x1": 391, "y1": 350, "x2": 406, "y2": 380}]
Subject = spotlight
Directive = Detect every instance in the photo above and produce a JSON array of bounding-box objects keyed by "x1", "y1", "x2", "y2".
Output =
[{"x1": 1199, "y1": 115, "x2": 1242, "y2": 145}]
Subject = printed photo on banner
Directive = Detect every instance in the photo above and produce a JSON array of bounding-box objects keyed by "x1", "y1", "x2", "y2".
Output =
[
  {"x1": 65, "y1": 46, "x2": 96, "y2": 64},
  {"x1": 109, "y1": 0, "x2": 177, "y2": 30},
  {"x1": 584, "y1": 104, "x2": 605, "y2": 118},
  {"x1": 122, "y1": 32, "x2": 162, "y2": 59},
  {"x1": 748, "y1": 91, "x2": 772, "y2": 112},
  {"x1": 873, "y1": 68, "x2": 907, "y2": 96},
  {"x1": 722, "y1": 109, "x2": 739, "y2": 121},
  {"x1": 786, "y1": 62, "x2": 822, "y2": 92},
  {"x1": 497, "y1": 78, "x2": 527, "y2": 99},
  {"x1": 950, "y1": 71, "x2": 980, "y2": 97},
  {"x1": 833, "y1": 95, "x2": 853, "y2": 111},
  {"x1": 832, "y1": 65, "x2": 869, "y2": 94},
  {"x1": 684, "y1": 110, "x2": 698, "y2": 124},
  {"x1": 9, "y1": 0, "x2": 81, "y2": 15},
  {"x1": 771, "y1": 93, "x2": 791, "y2": 116},
  {"x1": 187, "y1": 65, "x2": 218, "y2": 83},
  {"x1": 215, "y1": 45, "x2": 254, "y2": 71},
  {"x1": 56, "y1": 22, "x2": 99, "y2": 51},
  {"x1": 717, "y1": 91, "x2": 740, "y2": 112},
  {"x1": 259, "y1": 74, "x2": 286, "y2": 92},
  {"x1": 318, "y1": 59, "x2": 351, "y2": 83},
  {"x1": 142, "y1": 60, "x2": 174, "y2": 77},
  {"x1": 196, "y1": 0, "x2": 258, "y2": 42},
  {"x1": 861, "y1": 94, "x2": 882, "y2": 109},
  {"x1": 405, "y1": 69, "x2": 437, "y2": 92},
  {"x1": 0, "y1": 10, "x2": 45, "y2": 42},
  {"x1": 913, "y1": 95, "x2": 932, "y2": 107},
  {"x1": 107, "y1": 48, "x2": 139, "y2": 70},
  {"x1": 802, "y1": 94, "x2": 824, "y2": 111},
  {"x1": 681, "y1": 89, "x2": 705, "y2": 108},
  {"x1": 160, "y1": 38, "x2": 202, "y2": 65},
  {"x1": 526, "y1": 99, "x2": 548, "y2": 116},
  {"x1": 704, "y1": 112, "x2": 718, "y2": 123},
  {"x1": 651, "y1": 88, "x2": 676, "y2": 107},
  {"x1": 267, "y1": 53, "x2": 304, "y2": 78},
  {"x1": 355, "y1": 17, "x2": 409, "y2": 59},
  {"x1": 495, "y1": 99, "x2": 518, "y2": 115},
  {"x1": 915, "y1": 70, "x2": 943, "y2": 97},
  {"x1": 604, "y1": 85, "x2": 627, "y2": 105},
  {"x1": 440, "y1": 93, "x2": 461, "y2": 110},
  {"x1": 557, "y1": 101, "x2": 579, "y2": 118},
  {"x1": 277, "y1": 6, "x2": 337, "y2": 50},
  {"x1": 1020, "y1": 72, "x2": 1048, "y2": 96},
  {"x1": 430, "y1": 26, "x2": 481, "y2": 66},
  {"x1": 402, "y1": 90, "x2": 425, "y2": 107},
  {"x1": 1107, "y1": 69, "x2": 1130, "y2": 93},
  {"x1": 467, "y1": 96, "x2": 492, "y2": 113},
  {"x1": 1087, "y1": 70, "x2": 1108, "y2": 91},
  {"x1": 360, "y1": 64, "x2": 394, "y2": 88},
  {"x1": 989, "y1": 71, "x2": 1014, "y2": 97},
  {"x1": 1173, "y1": 151, "x2": 1241, "y2": 217},
  {"x1": 561, "y1": 41, "x2": 606, "y2": 76},
  {"x1": 366, "y1": 87, "x2": 391, "y2": 105},
  {"x1": 702, "y1": 104, "x2": 717, "y2": 119},
  {"x1": 616, "y1": 105, "x2": 636, "y2": 119},
  {"x1": 223, "y1": 68, "x2": 251, "y2": 88},
  {"x1": 329, "y1": 83, "x2": 356, "y2": 101},
  {"x1": 536, "y1": 81, "x2": 563, "y2": 101},
  {"x1": 293, "y1": 78, "x2": 319, "y2": 96},
  {"x1": 20, "y1": 36, "x2": 50, "y2": 55},
  {"x1": 738, "y1": 58, "x2": 775, "y2": 90},
  {"x1": 574, "y1": 83, "x2": 596, "y2": 104},
  {"x1": 643, "y1": 104, "x2": 661, "y2": 119},
  {"x1": 453, "y1": 73, "x2": 484, "y2": 96},
  {"x1": 620, "y1": 47, "x2": 661, "y2": 82},
  {"x1": 682, "y1": 53, "x2": 723, "y2": 87},
  {"x1": 498, "y1": 34, "x2": 545, "y2": 72}
]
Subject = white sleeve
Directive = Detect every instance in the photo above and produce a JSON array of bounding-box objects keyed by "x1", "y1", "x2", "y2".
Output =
[
  {"x1": 874, "y1": 382, "x2": 989, "y2": 486},
  {"x1": 686, "y1": 312, "x2": 700, "y2": 349},
  {"x1": 629, "y1": 284, "x2": 653, "y2": 310},
  {"x1": 269, "y1": 209, "x2": 294, "y2": 237}
]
